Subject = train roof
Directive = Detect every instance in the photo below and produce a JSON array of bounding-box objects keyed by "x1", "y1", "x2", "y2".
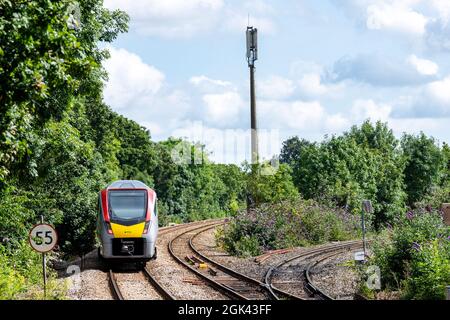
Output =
[{"x1": 106, "y1": 180, "x2": 153, "y2": 190}]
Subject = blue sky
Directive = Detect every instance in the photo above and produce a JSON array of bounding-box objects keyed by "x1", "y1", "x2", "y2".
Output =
[{"x1": 102, "y1": 0, "x2": 450, "y2": 164}]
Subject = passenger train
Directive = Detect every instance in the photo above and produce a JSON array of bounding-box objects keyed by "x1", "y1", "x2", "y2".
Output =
[{"x1": 97, "y1": 180, "x2": 158, "y2": 264}]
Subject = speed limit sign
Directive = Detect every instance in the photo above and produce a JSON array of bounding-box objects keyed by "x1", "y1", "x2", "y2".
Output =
[{"x1": 29, "y1": 223, "x2": 58, "y2": 253}]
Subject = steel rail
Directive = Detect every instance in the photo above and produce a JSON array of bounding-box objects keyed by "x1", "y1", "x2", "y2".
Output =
[
  {"x1": 108, "y1": 269, "x2": 124, "y2": 300},
  {"x1": 189, "y1": 224, "x2": 303, "y2": 300},
  {"x1": 265, "y1": 240, "x2": 363, "y2": 300},
  {"x1": 168, "y1": 222, "x2": 261, "y2": 300},
  {"x1": 142, "y1": 267, "x2": 176, "y2": 300}
]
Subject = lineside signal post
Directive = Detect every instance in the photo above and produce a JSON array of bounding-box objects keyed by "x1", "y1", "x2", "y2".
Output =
[
  {"x1": 361, "y1": 200, "x2": 373, "y2": 261},
  {"x1": 29, "y1": 216, "x2": 58, "y2": 299}
]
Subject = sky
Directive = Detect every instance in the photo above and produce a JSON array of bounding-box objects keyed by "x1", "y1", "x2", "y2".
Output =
[{"x1": 102, "y1": 0, "x2": 450, "y2": 164}]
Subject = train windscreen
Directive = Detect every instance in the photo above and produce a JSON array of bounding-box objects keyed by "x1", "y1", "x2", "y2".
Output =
[{"x1": 108, "y1": 190, "x2": 147, "y2": 221}]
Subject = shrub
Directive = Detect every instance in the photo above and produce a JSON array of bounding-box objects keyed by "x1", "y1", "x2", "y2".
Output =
[
  {"x1": 0, "y1": 241, "x2": 67, "y2": 300},
  {"x1": 218, "y1": 198, "x2": 360, "y2": 257},
  {"x1": 404, "y1": 239, "x2": 450, "y2": 300},
  {"x1": 370, "y1": 208, "x2": 450, "y2": 299}
]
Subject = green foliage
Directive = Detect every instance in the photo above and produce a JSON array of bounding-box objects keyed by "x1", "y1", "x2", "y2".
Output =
[
  {"x1": 401, "y1": 133, "x2": 445, "y2": 205},
  {"x1": 219, "y1": 198, "x2": 360, "y2": 257},
  {"x1": 0, "y1": 240, "x2": 66, "y2": 300},
  {"x1": 0, "y1": 0, "x2": 128, "y2": 182},
  {"x1": 404, "y1": 239, "x2": 450, "y2": 300},
  {"x1": 246, "y1": 162, "x2": 299, "y2": 206},
  {"x1": 370, "y1": 209, "x2": 450, "y2": 299},
  {"x1": 283, "y1": 121, "x2": 409, "y2": 229}
]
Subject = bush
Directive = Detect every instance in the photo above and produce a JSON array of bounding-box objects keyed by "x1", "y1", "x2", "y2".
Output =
[
  {"x1": 218, "y1": 198, "x2": 360, "y2": 257},
  {"x1": 0, "y1": 241, "x2": 67, "y2": 300},
  {"x1": 370, "y1": 208, "x2": 450, "y2": 299},
  {"x1": 404, "y1": 239, "x2": 450, "y2": 300}
]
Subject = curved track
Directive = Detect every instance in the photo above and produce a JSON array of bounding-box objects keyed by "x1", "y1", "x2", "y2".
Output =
[
  {"x1": 108, "y1": 220, "x2": 365, "y2": 301},
  {"x1": 189, "y1": 224, "x2": 303, "y2": 300},
  {"x1": 106, "y1": 221, "x2": 222, "y2": 300},
  {"x1": 264, "y1": 240, "x2": 363, "y2": 300},
  {"x1": 169, "y1": 222, "x2": 283, "y2": 300}
]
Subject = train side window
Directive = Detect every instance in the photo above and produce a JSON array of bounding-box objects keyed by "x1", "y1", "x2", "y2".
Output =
[{"x1": 155, "y1": 200, "x2": 158, "y2": 216}]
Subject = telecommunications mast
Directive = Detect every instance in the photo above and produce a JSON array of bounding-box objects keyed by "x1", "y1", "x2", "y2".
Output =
[{"x1": 246, "y1": 26, "x2": 258, "y2": 165}]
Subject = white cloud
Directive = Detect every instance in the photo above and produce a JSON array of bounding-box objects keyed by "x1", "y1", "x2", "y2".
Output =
[
  {"x1": 104, "y1": 0, "x2": 224, "y2": 37},
  {"x1": 389, "y1": 117, "x2": 450, "y2": 140},
  {"x1": 390, "y1": 76, "x2": 450, "y2": 118},
  {"x1": 104, "y1": 0, "x2": 276, "y2": 37},
  {"x1": 351, "y1": 99, "x2": 393, "y2": 122},
  {"x1": 366, "y1": 2, "x2": 428, "y2": 36},
  {"x1": 259, "y1": 76, "x2": 295, "y2": 99},
  {"x1": 103, "y1": 47, "x2": 165, "y2": 110},
  {"x1": 407, "y1": 55, "x2": 439, "y2": 75},
  {"x1": 327, "y1": 53, "x2": 438, "y2": 86},
  {"x1": 258, "y1": 99, "x2": 349, "y2": 134},
  {"x1": 426, "y1": 76, "x2": 450, "y2": 105},
  {"x1": 189, "y1": 75, "x2": 234, "y2": 93},
  {"x1": 298, "y1": 73, "x2": 329, "y2": 97},
  {"x1": 202, "y1": 92, "x2": 244, "y2": 126},
  {"x1": 429, "y1": 0, "x2": 450, "y2": 25}
]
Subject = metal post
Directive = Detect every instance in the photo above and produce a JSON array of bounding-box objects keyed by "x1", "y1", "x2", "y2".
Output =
[
  {"x1": 361, "y1": 200, "x2": 373, "y2": 262},
  {"x1": 250, "y1": 65, "x2": 258, "y2": 166},
  {"x1": 446, "y1": 286, "x2": 450, "y2": 300},
  {"x1": 361, "y1": 210, "x2": 367, "y2": 261},
  {"x1": 41, "y1": 215, "x2": 47, "y2": 299},
  {"x1": 246, "y1": 26, "x2": 258, "y2": 168}
]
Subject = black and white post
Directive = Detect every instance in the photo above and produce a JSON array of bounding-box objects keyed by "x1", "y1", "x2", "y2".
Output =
[{"x1": 246, "y1": 26, "x2": 258, "y2": 166}]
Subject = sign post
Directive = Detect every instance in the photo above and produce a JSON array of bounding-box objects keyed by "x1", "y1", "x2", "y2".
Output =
[
  {"x1": 29, "y1": 216, "x2": 58, "y2": 299},
  {"x1": 361, "y1": 200, "x2": 373, "y2": 261}
]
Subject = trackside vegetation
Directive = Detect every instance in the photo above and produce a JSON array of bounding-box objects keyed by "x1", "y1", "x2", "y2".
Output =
[
  {"x1": 0, "y1": 1, "x2": 449, "y2": 300},
  {"x1": 0, "y1": 0, "x2": 245, "y2": 299},
  {"x1": 220, "y1": 122, "x2": 449, "y2": 299}
]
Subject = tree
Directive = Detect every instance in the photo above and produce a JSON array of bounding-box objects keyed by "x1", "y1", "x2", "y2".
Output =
[
  {"x1": 401, "y1": 133, "x2": 444, "y2": 205},
  {"x1": 284, "y1": 121, "x2": 406, "y2": 229},
  {"x1": 280, "y1": 137, "x2": 312, "y2": 165},
  {"x1": 0, "y1": 0, "x2": 128, "y2": 184}
]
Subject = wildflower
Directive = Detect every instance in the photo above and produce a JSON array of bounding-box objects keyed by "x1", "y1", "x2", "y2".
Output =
[
  {"x1": 411, "y1": 242, "x2": 421, "y2": 252},
  {"x1": 406, "y1": 211, "x2": 414, "y2": 220}
]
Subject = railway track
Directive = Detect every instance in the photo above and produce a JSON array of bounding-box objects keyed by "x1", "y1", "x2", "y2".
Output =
[
  {"x1": 107, "y1": 219, "x2": 364, "y2": 301},
  {"x1": 189, "y1": 224, "x2": 303, "y2": 300},
  {"x1": 108, "y1": 267, "x2": 175, "y2": 300},
  {"x1": 169, "y1": 222, "x2": 279, "y2": 300},
  {"x1": 108, "y1": 269, "x2": 124, "y2": 300},
  {"x1": 304, "y1": 250, "x2": 345, "y2": 300},
  {"x1": 264, "y1": 240, "x2": 364, "y2": 300},
  {"x1": 106, "y1": 220, "x2": 222, "y2": 300}
]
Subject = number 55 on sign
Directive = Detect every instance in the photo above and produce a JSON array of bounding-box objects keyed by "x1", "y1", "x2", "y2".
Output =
[{"x1": 29, "y1": 224, "x2": 58, "y2": 253}]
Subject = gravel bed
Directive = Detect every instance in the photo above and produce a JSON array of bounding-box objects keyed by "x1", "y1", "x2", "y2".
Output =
[
  {"x1": 309, "y1": 250, "x2": 360, "y2": 300},
  {"x1": 193, "y1": 226, "x2": 362, "y2": 300},
  {"x1": 146, "y1": 222, "x2": 229, "y2": 300},
  {"x1": 60, "y1": 248, "x2": 112, "y2": 300},
  {"x1": 114, "y1": 269, "x2": 163, "y2": 300}
]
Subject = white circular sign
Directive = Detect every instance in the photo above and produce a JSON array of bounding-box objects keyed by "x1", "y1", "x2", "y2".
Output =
[{"x1": 29, "y1": 224, "x2": 58, "y2": 253}]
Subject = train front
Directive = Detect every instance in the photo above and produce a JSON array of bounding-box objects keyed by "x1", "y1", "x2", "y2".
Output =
[{"x1": 97, "y1": 180, "x2": 158, "y2": 263}]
